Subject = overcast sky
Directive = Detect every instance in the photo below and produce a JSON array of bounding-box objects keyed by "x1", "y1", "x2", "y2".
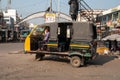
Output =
[{"x1": 1, "y1": 0, "x2": 120, "y2": 24}]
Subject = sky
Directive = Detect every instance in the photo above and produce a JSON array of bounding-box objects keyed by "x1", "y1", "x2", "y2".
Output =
[{"x1": 1, "y1": 0, "x2": 120, "y2": 24}]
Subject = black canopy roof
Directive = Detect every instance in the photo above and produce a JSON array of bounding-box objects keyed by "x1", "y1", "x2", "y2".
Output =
[{"x1": 39, "y1": 22, "x2": 97, "y2": 41}]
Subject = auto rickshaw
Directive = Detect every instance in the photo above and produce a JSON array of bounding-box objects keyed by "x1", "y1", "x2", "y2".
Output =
[
  {"x1": 20, "y1": 30, "x2": 30, "y2": 42},
  {"x1": 96, "y1": 41, "x2": 110, "y2": 55},
  {"x1": 24, "y1": 22, "x2": 97, "y2": 67}
]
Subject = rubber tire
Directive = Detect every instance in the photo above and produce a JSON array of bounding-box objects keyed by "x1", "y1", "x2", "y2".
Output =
[
  {"x1": 70, "y1": 56, "x2": 81, "y2": 68},
  {"x1": 35, "y1": 54, "x2": 45, "y2": 61}
]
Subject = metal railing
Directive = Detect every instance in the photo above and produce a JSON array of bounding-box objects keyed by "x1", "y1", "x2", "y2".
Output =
[{"x1": 78, "y1": 0, "x2": 94, "y2": 22}]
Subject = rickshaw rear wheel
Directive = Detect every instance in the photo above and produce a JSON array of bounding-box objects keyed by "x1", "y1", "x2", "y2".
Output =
[
  {"x1": 35, "y1": 53, "x2": 45, "y2": 61},
  {"x1": 70, "y1": 56, "x2": 81, "y2": 67}
]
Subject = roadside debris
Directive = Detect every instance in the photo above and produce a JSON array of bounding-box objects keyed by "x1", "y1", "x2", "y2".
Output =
[{"x1": 8, "y1": 50, "x2": 24, "y2": 54}]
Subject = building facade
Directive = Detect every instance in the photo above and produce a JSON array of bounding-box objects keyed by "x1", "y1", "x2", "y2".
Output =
[
  {"x1": 96, "y1": 5, "x2": 120, "y2": 40},
  {"x1": 97, "y1": 5, "x2": 120, "y2": 28},
  {"x1": 77, "y1": 9, "x2": 105, "y2": 22},
  {"x1": 3, "y1": 9, "x2": 17, "y2": 24}
]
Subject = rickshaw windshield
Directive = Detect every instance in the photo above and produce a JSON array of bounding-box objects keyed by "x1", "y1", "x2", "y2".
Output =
[{"x1": 31, "y1": 26, "x2": 45, "y2": 36}]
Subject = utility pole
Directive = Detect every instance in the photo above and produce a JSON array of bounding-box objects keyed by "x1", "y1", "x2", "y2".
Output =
[
  {"x1": 58, "y1": 0, "x2": 60, "y2": 21},
  {"x1": 50, "y1": 0, "x2": 52, "y2": 12},
  {"x1": 7, "y1": 0, "x2": 11, "y2": 10},
  {"x1": 0, "y1": 0, "x2": 2, "y2": 11}
]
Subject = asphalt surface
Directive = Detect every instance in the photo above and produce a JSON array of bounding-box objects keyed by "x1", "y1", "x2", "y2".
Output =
[{"x1": 0, "y1": 42, "x2": 120, "y2": 80}]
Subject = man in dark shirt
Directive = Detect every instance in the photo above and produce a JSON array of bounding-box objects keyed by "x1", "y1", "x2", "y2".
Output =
[{"x1": 68, "y1": 0, "x2": 79, "y2": 21}]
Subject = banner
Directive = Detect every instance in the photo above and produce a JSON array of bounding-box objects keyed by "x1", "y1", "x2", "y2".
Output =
[{"x1": 45, "y1": 13, "x2": 56, "y2": 23}]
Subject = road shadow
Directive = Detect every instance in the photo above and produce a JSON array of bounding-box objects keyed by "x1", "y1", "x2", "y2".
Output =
[
  {"x1": 42, "y1": 55, "x2": 70, "y2": 63},
  {"x1": 87, "y1": 55, "x2": 118, "y2": 66},
  {"x1": 38, "y1": 55, "x2": 118, "y2": 67}
]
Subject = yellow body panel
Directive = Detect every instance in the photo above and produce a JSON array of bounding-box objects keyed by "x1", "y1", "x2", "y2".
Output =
[
  {"x1": 47, "y1": 43, "x2": 90, "y2": 48},
  {"x1": 97, "y1": 47, "x2": 109, "y2": 55},
  {"x1": 47, "y1": 44, "x2": 58, "y2": 46},
  {"x1": 24, "y1": 25, "x2": 38, "y2": 51},
  {"x1": 70, "y1": 44, "x2": 90, "y2": 48},
  {"x1": 24, "y1": 35, "x2": 31, "y2": 51}
]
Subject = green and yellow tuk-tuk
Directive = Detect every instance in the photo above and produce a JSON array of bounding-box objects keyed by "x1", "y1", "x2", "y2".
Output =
[{"x1": 24, "y1": 22, "x2": 97, "y2": 67}]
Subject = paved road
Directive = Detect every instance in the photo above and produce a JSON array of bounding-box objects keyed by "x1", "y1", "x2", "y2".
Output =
[
  {"x1": 0, "y1": 43, "x2": 120, "y2": 80},
  {"x1": 0, "y1": 42, "x2": 24, "y2": 54}
]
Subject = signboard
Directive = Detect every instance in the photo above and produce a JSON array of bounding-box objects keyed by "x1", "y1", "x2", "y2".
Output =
[
  {"x1": 45, "y1": 13, "x2": 56, "y2": 23},
  {"x1": 112, "y1": 5, "x2": 120, "y2": 12}
]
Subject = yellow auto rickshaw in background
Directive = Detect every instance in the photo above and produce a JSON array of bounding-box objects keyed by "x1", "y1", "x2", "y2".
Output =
[{"x1": 96, "y1": 41, "x2": 109, "y2": 55}]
